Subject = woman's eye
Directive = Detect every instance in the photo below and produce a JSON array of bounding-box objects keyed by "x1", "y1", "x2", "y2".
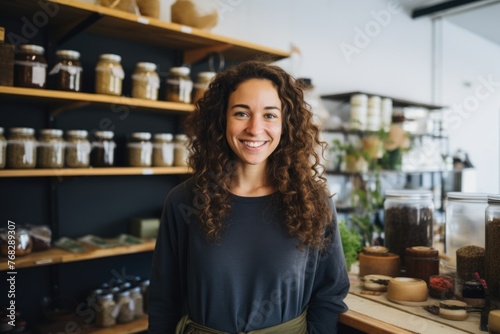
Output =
[
  {"x1": 264, "y1": 113, "x2": 278, "y2": 119},
  {"x1": 234, "y1": 111, "x2": 247, "y2": 117}
]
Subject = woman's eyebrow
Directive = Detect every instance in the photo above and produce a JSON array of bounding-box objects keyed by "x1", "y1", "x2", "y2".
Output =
[{"x1": 230, "y1": 104, "x2": 281, "y2": 111}]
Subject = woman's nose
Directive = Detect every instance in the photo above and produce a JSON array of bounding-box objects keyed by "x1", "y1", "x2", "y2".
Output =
[{"x1": 246, "y1": 117, "x2": 264, "y2": 135}]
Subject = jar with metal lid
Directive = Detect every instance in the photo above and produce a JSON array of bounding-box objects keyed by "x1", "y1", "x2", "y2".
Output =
[
  {"x1": 65, "y1": 130, "x2": 91, "y2": 168},
  {"x1": 192, "y1": 71, "x2": 215, "y2": 103},
  {"x1": 173, "y1": 134, "x2": 189, "y2": 167},
  {"x1": 0, "y1": 127, "x2": 5, "y2": 169},
  {"x1": 384, "y1": 189, "x2": 434, "y2": 267},
  {"x1": 95, "y1": 54, "x2": 124, "y2": 96},
  {"x1": 127, "y1": 132, "x2": 152, "y2": 167},
  {"x1": 166, "y1": 66, "x2": 192, "y2": 103},
  {"x1": 445, "y1": 192, "x2": 488, "y2": 264},
  {"x1": 37, "y1": 129, "x2": 64, "y2": 168},
  {"x1": 50, "y1": 49, "x2": 82, "y2": 92},
  {"x1": 7, "y1": 127, "x2": 36, "y2": 169},
  {"x1": 405, "y1": 246, "x2": 439, "y2": 284},
  {"x1": 152, "y1": 133, "x2": 174, "y2": 167},
  {"x1": 132, "y1": 62, "x2": 159, "y2": 100},
  {"x1": 14, "y1": 44, "x2": 47, "y2": 88},
  {"x1": 115, "y1": 290, "x2": 134, "y2": 323},
  {"x1": 485, "y1": 194, "x2": 500, "y2": 300},
  {"x1": 96, "y1": 293, "x2": 117, "y2": 327},
  {"x1": 130, "y1": 286, "x2": 143, "y2": 318},
  {"x1": 462, "y1": 280, "x2": 485, "y2": 308},
  {"x1": 91, "y1": 131, "x2": 116, "y2": 167}
]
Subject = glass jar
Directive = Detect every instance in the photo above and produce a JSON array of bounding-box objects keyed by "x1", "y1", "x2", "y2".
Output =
[
  {"x1": 132, "y1": 62, "x2": 159, "y2": 100},
  {"x1": 384, "y1": 189, "x2": 434, "y2": 268},
  {"x1": 0, "y1": 127, "x2": 6, "y2": 169},
  {"x1": 127, "y1": 132, "x2": 152, "y2": 167},
  {"x1": 50, "y1": 49, "x2": 82, "y2": 92},
  {"x1": 0, "y1": 226, "x2": 32, "y2": 257},
  {"x1": 65, "y1": 130, "x2": 91, "y2": 168},
  {"x1": 140, "y1": 279, "x2": 150, "y2": 314},
  {"x1": 130, "y1": 286, "x2": 144, "y2": 318},
  {"x1": 173, "y1": 134, "x2": 188, "y2": 167},
  {"x1": 14, "y1": 44, "x2": 47, "y2": 88},
  {"x1": 115, "y1": 290, "x2": 134, "y2": 324},
  {"x1": 152, "y1": 133, "x2": 174, "y2": 167},
  {"x1": 192, "y1": 71, "x2": 215, "y2": 103},
  {"x1": 7, "y1": 127, "x2": 37, "y2": 169},
  {"x1": 349, "y1": 93, "x2": 367, "y2": 131},
  {"x1": 166, "y1": 66, "x2": 192, "y2": 103},
  {"x1": 37, "y1": 129, "x2": 64, "y2": 168},
  {"x1": 405, "y1": 246, "x2": 439, "y2": 284},
  {"x1": 96, "y1": 293, "x2": 116, "y2": 327},
  {"x1": 486, "y1": 194, "x2": 500, "y2": 300},
  {"x1": 95, "y1": 54, "x2": 124, "y2": 96},
  {"x1": 91, "y1": 131, "x2": 116, "y2": 167},
  {"x1": 445, "y1": 192, "x2": 488, "y2": 264}
]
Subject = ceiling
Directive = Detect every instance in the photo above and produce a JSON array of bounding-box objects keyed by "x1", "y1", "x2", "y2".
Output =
[{"x1": 402, "y1": 0, "x2": 500, "y2": 46}]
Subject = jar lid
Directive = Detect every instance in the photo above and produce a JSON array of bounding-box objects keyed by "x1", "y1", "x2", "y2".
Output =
[
  {"x1": 40, "y1": 129, "x2": 63, "y2": 137},
  {"x1": 447, "y1": 192, "x2": 488, "y2": 202},
  {"x1": 18, "y1": 44, "x2": 45, "y2": 55},
  {"x1": 130, "y1": 132, "x2": 151, "y2": 141},
  {"x1": 385, "y1": 189, "x2": 433, "y2": 200},
  {"x1": 154, "y1": 133, "x2": 173, "y2": 141},
  {"x1": 488, "y1": 194, "x2": 500, "y2": 204},
  {"x1": 175, "y1": 134, "x2": 188, "y2": 142},
  {"x1": 131, "y1": 286, "x2": 141, "y2": 293},
  {"x1": 196, "y1": 71, "x2": 216, "y2": 80},
  {"x1": 363, "y1": 246, "x2": 389, "y2": 256},
  {"x1": 405, "y1": 246, "x2": 438, "y2": 257},
  {"x1": 99, "y1": 53, "x2": 121, "y2": 62},
  {"x1": 56, "y1": 50, "x2": 80, "y2": 59},
  {"x1": 9, "y1": 127, "x2": 35, "y2": 135},
  {"x1": 98, "y1": 293, "x2": 114, "y2": 301},
  {"x1": 0, "y1": 127, "x2": 4, "y2": 135},
  {"x1": 93, "y1": 131, "x2": 114, "y2": 139},
  {"x1": 136, "y1": 62, "x2": 157, "y2": 71},
  {"x1": 350, "y1": 94, "x2": 368, "y2": 106},
  {"x1": 169, "y1": 66, "x2": 190, "y2": 76},
  {"x1": 117, "y1": 290, "x2": 131, "y2": 297},
  {"x1": 66, "y1": 130, "x2": 88, "y2": 138}
]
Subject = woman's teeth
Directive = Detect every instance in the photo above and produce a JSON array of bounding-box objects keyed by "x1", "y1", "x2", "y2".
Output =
[{"x1": 243, "y1": 141, "x2": 266, "y2": 148}]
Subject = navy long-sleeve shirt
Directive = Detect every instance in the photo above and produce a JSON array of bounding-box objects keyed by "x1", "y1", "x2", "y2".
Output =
[{"x1": 148, "y1": 178, "x2": 349, "y2": 333}]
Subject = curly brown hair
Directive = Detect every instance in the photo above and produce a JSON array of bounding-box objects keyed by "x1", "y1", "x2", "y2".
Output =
[{"x1": 184, "y1": 60, "x2": 333, "y2": 249}]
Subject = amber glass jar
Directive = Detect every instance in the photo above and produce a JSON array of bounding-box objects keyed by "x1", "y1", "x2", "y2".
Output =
[
  {"x1": 65, "y1": 130, "x2": 91, "y2": 168},
  {"x1": 405, "y1": 246, "x2": 439, "y2": 284},
  {"x1": 0, "y1": 127, "x2": 5, "y2": 169},
  {"x1": 37, "y1": 129, "x2": 64, "y2": 168},
  {"x1": 7, "y1": 127, "x2": 37, "y2": 169},
  {"x1": 91, "y1": 131, "x2": 116, "y2": 167},
  {"x1": 50, "y1": 50, "x2": 82, "y2": 92},
  {"x1": 14, "y1": 44, "x2": 47, "y2": 88},
  {"x1": 166, "y1": 66, "x2": 192, "y2": 103},
  {"x1": 132, "y1": 62, "x2": 159, "y2": 100},
  {"x1": 192, "y1": 71, "x2": 215, "y2": 103},
  {"x1": 95, "y1": 54, "x2": 124, "y2": 96}
]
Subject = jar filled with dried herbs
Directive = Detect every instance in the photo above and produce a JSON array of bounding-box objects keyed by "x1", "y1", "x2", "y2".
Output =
[
  {"x1": 14, "y1": 44, "x2": 47, "y2": 88},
  {"x1": 95, "y1": 53, "x2": 124, "y2": 96},
  {"x1": 37, "y1": 129, "x2": 64, "y2": 168},
  {"x1": 130, "y1": 286, "x2": 144, "y2": 318},
  {"x1": 132, "y1": 62, "x2": 159, "y2": 100},
  {"x1": 173, "y1": 134, "x2": 189, "y2": 167},
  {"x1": 166, "y1": 66, "x2": 192, "y2": 103},
  {"x1": 65, "y1": 130, "x2": 91, "y2": 168},
  {"x1": 152, "y1": 133, "x2": 174, "y2": 167},
  {"x1": 127, "y1": 132, "x2": 152, "y2": 167},
  {"x1": 384, "y1": 190, "x2": 434, "y2": 268},
  {"x1": 0, "y1": 127, "x2": 6, "y2": 169},
  {"x1": 96, "y1": 293, "x2": 116, "y2": 327},
  {"x1": 7, "y1": 127, "x2": 37, "y2": 168},
  {"x1": 456, "y1": 245, "x2": 485, "y2": 283},
  {"x1": 115, "y1": 290, "x2": 135, "y2": 323},
  {"x1": 91, "y1": 131, "x2": 116, "y2": 167},
  {"x1": 50, "y1": 50, "x2": 82, "y2": 92},
  {"x1": 192, "y1": 71, "x2": 215, "y2": 103},
  {"x1": 486, "y1": 194, "x2": 500, "y2": 300}
]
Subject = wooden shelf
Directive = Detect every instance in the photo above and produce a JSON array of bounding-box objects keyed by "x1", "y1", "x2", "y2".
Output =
[
  {"x1": 37, "y1": 314, "x2": 148, "y2": 334},
  {"x1": 0, "y1": 0, "x2": 290, "y2": 64},
  {"x1": 0, "y1": 166, "x2": 191, "y2": 178},
  {"x1": 0, "y1": 240, "x2": 155, "y2": 271},
  {"x1": 0, "y1": 86, "x2": 194, "y2": 114}
]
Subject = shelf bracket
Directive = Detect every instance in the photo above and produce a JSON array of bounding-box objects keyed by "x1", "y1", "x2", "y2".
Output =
[
  {"x1": 53, "y1": 12, "x2": 104, "y2": 46},
  {"x1": 183, "y1": 44, "x2": 232, "y2": 65}
]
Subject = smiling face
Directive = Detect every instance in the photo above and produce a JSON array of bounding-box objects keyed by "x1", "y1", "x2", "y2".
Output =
[{"x1": 226, "y1": 78, "x2": 282, "y2": 169}]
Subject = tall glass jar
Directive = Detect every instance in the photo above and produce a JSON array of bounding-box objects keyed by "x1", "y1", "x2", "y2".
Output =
[
  {"x1": 50, "y1": 50, "x2": 82, "y2": 92},
  {"x1": 14, "y1": 44, "x2": 47, "y2": 88},
  {"x1": 445, "y1": 192, "x2": 488, "y2": 263},
  {"x1": 132, "y1": 62, "x2": 159, "y2": 100},
  {"x1": 37, "y1": 129, "x2": 64, "y2": 168},
  {"x1": 65, "y1": 130, "x2": 91, "y2": 168},
  {"x1": 7, "y1": 127, "x2": 36, "y2": 169},
  {"x1": 115, "y1": 290, "x2": 134, "y2": 324},
  {"x1": 91, "y1": 131, "x2": 116, "y2": 167},
  {"x1": 192, "y1": 71, "x2": 215, "y2": 103},
  {"x1": 0, "y1": 127, "x2": 5, "y2": 169},
  {"x1": 95, "y1": 54, "x2": 124, "y2": 96},
  {"x1": 96, "y1": 293, "x2": 116, "y2": 327},
  {"x1": 384, "y1": 189, "x2": 434, "y2": 268},
  {"x1": 127, "y1": 132, "x2": 152, "y2": 167},
  {"x1": 166, "y1": 66, "x2": 192, "y2": 103},
  {"x1": 152, "y1": 133, "x2": 174, "y2": 167},
  {"x1": 485, "y1": 194, "x2": 500, "y2": 300},
  {"x1": 130, "y1": 286, "x2": 144, "y2": 318},
  {"x1": 173, "y1": 134, "x2": 188, "y2": 167}
]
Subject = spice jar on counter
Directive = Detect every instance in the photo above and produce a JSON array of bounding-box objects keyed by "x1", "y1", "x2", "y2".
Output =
[
  {"x1": 152, "y1": 133, "x2": 174, "y2": 167},
  {"x1": 50, "y1": 50, "x2": 82, "y2": 92},
  {"x1": 132, "y1": 62, "x2": 159, "y2": 100},
  {"x1": 384, "y1": 190, "x2": 434, "y2": 267},
  {"x1": 173, "y1": 134, "x2": 189, "y2": 167},
  {"x1": 192, "y1": 71, "x2": 215, "y2": 103},
  {"x1": 127, "y1": 132, "x2": 152, "y2": 167},
  {"x1": 65, "y1": 130, "x2": 91, "y2": 168},
  {"x1": 37, "y1": 129, "x2": 64, "y2": 168},
  {"x1": 0, "y1": 127, "x2": 5, "y2": 169},
  {"x1": 405, "y1": 246, "x2": 439, "y2": 284},
  {"x1": 96, "y1": 293, "x2": 116, "y2": 327},
  {"x1": 7, "y1": 127, "x2": 37, "y2": 169},
  {"x1": 95, "y1": 54, "x2": 124, "y2": 96},
  {"x1": 115, "y1": 290, "x2": 134, "y2": 323},
  {"x1": 166, "y1": 66, "x2": 192, "y2": 103},
  {"x1": 486, "y1": 194, "x2": 500, "y2": 300},
  {"x1": 14, "y1": 44, "x2": 47, "y2": 88},
  {"x1": 91, "y1": 131, "x2": 116, "y2": 167}
]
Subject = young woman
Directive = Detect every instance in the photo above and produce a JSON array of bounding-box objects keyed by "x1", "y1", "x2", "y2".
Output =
[{"x1": 148, "y1": 60, "x2": 349, "y2": 334}]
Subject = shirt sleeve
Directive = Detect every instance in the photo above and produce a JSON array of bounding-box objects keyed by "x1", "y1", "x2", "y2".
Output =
[
  {"x1": 306, "y1": 201, "x2": 350, "y2": 334},
  {"x1": 148, "y1": 189, "x2": 190, "y2": 333}
]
